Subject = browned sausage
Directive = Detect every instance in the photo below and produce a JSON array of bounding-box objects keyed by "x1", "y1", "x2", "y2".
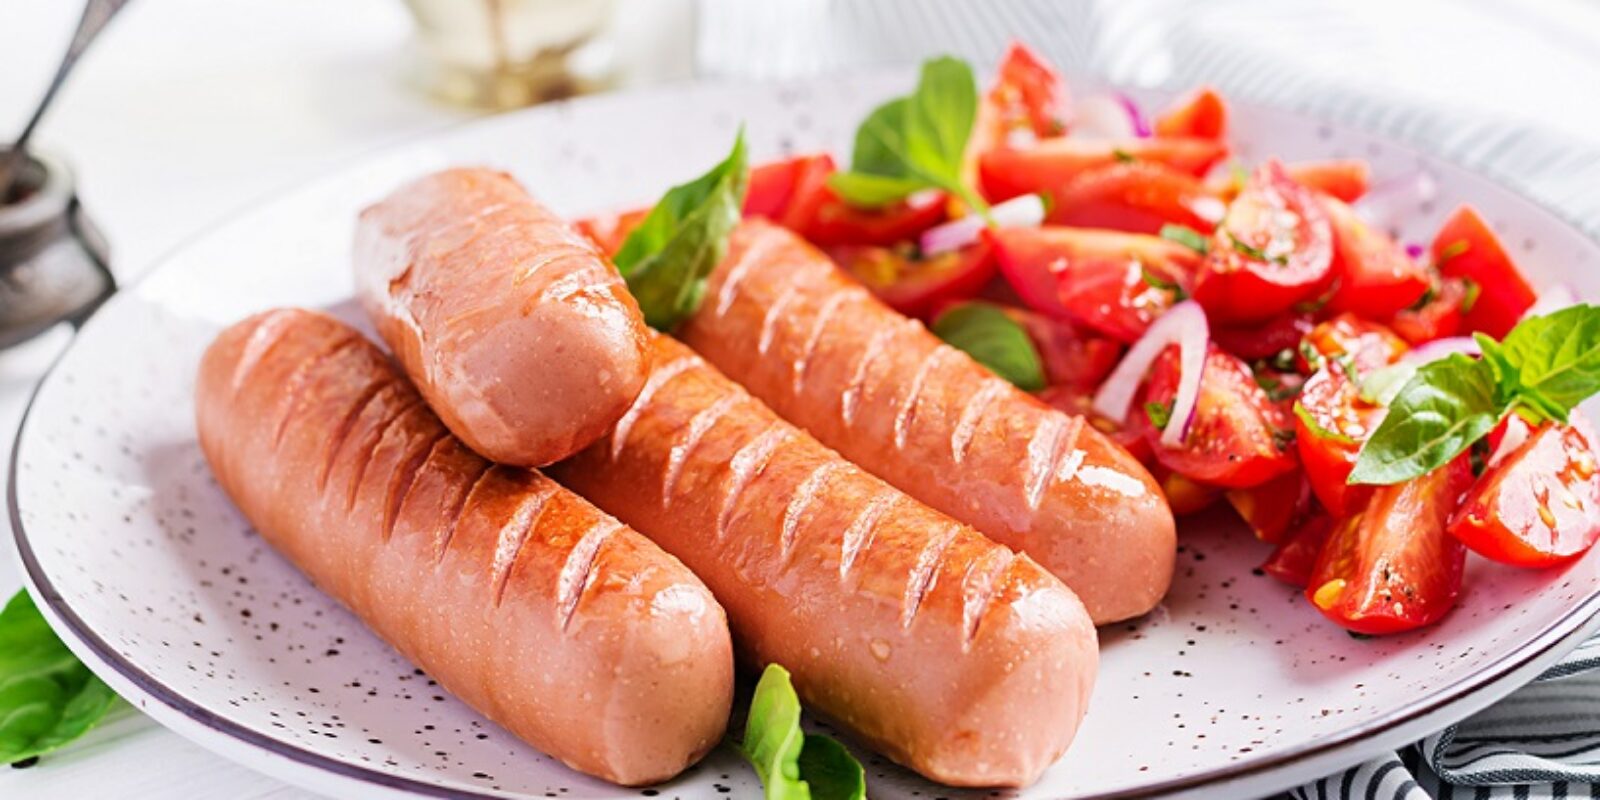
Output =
[
  {"x1": 195, "y1": 308, "x2": 731, "y2": 786},
  {"x1": 677, "y1": 219, "x2": 1176, "y2": 624},
  {"x1": 549, "y1": 333, "x2": 1097, "y2": 788},
  {"x1": 354, "y1": 168, "x2": 650, "y2": 467}
]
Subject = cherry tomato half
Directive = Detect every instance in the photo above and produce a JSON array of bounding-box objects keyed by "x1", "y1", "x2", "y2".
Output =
[
  {"x1": 1306, "y1": 455, "x2": 1473, "y2": 635},
  {"x1": 829, "y1": 240, "x2": 996, "y2": 320},
  {"x1": 1449, "y1": 414, "x2": 1600, "y2": 568},
  {"x1": 1296, "y1": 313, "x2": 1408, "y2": 375},
  {"x1": 979, "y1": 136, "x2": 1229, "y2": 203},
  {"x1": 1212, "y1": 313, "x2": 1314, "y2": 362},
  {"x1": 1154, "y1": 86, "x2": 1228, "y2": 141},
  {"x1": 1322, "y1": 195, "x2": 1430, "y2": 319},
  {"x1": 1192, "y1": 161, "x2": 1336, "y2": 324},
  {"x1": 745, "y1": 156, "x2": 808, "y2": 219},
  {"x1": 1137, "y1": 345, "x2": 1297, "y2": 489},
  {"x1": 1293, "y1": 360, "x2": 1385, "y2": 517},
  {"x1": 1388, "y1": 275, "x2": 1470, "y2": 345},
  {"x1": 1048, "y1": 162, "x2": 1225, "y2": 235},
  {"x1": 1431, "y1": 204, "x2": 1536, "y2": 339},
  {"x1": 962, "y1": 42, "x2": 1071, "y2": 189},
  {"x1": 1226, "y1": 468, "x2": 1313, "y2": 544},
  {"x1": 985, "y1": 226, "x2": 1201, "y2": 342}
]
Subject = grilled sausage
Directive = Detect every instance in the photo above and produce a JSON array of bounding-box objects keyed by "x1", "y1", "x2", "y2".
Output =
[
  {"x1": 549, "y1": 333, "x2": 1097, "y2": 788},
  {"x1": 354, "y1": 168, "x2": 650, "y2": 467},
  {"x1": 195, "y1": 308, "x2": 731, "y2": 786},
  {"x1": 677, "y1": 219, "x2": 1176, "y2": 624}
]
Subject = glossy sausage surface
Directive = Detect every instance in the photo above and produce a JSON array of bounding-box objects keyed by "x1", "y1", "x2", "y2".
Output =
[
  {"x1": 195, "y1": 308, "x2": 731, "y2": 786},
  {"x1": 550, "y1": 333, "x2": 1097, "y2": 788},
  {"x1": 354, "y1": 168, "x2": 650, "y2": 467},
  {"x1": 678, "y1": 219, "x2": 1176, "y2": 624}
]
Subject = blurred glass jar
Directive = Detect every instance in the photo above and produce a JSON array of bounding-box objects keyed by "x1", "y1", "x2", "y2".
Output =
[
  {"x1": 0, "y1": 149, "x2": 114, "y2": 349},
  {"x1": 402, "y1": 0, "x2": 619, "y2": 109}
]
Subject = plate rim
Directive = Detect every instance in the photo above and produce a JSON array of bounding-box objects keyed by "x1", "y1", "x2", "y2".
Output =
[{"x1": 9, "y1": 71, "x2": 1600, "y2": 800}]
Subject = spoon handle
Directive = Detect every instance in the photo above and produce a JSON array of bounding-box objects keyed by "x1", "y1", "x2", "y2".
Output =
[{"x1": 0, "y1": 0, "x2": 133, "y2": 192}]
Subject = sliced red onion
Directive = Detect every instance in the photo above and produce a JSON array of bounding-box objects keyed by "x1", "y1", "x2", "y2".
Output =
[
  {"x1": 1071, "y1": 94, "x2": 1138, "y2": 140},
  {"x1": 1400, "y1": 336, "x2": 1480, "y2": 367},
  {"x1": 1521, "y1": 283, "x2": 1579, "y2": 321},
  {"x1": 919, "y1": 193, "x2": 1046, "y2": 256},
  {"x1": 1092, "y1": 300, "x2": 1209, "y2": 447},
  {"x1": 1403, "y1": 242, "x2": 1425, "y2": 260},
  {"x1": 1113, "y1": 92, "x2": 1152, "y2": 138},
  {"x1": 1488, "y1": 414, "x2": 1530, "y2": 470}
]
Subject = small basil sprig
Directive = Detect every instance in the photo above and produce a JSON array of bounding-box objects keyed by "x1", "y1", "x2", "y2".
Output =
[
  {"x1": 828, "y1": 57, "x2": 989, "y2": 215},
  {"x1": 738, "y1": 664, "x2": 865, "y2": 800},
  {"x1": 613, "y1": 128, "x2": 748, "y2": 331},
  {"x1": 1350, "y1": 305, "x2": 1600, "y2": 485},
  {"x1": 1, "y1": 590, "x2": 122, "y2": 766},
  {"x1": 931, "y1": 302, "x2": 1046, "y2": 391}
]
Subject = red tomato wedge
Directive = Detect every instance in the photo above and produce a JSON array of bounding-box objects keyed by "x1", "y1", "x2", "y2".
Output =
[
  {"x1": 1306, "y1": 456, "x2": 1473, "y2": 635},
  {"x1": 985, "y1": 226, "x2": 1201, "y2": 342},
  {"x1": 1322, "y1": 195, "x2": 1430, "y2": 318},
  {"x1": 979, "y1": 137, "x2": 1229, "y2": 203},
  {"x1": 1137, "y1": 345, "x2": 1297, "y2": 489},
  {"x1": 745, "y1": 156, "x2": 808, "y2": 219},
  {"x1": 963, "y1": 42, "x2": 1071, "y2": 182},
  {"x1": 574, "y1": 207, "x2": 649, "y2": 258},
  {"x1": 1263, "y1": 513, "x2": 1335, "y2": 588},
  {"x1": 1154, "y1": 86, "x2": 1228, "y2": 140},
  {"x1": 1287, "y1": 160, "x2": 1371, "y2": 203},
  {"x1": 1212, "y1": 313, "x2": 1314, "y2": 362},
  {"x1": 1296, "y1": 313, "x2": 1408, "y2": 375},
  {"x1": 1293, "y1": 360, "x2": 1385, "y2": 517},
  {"x1": 1226, "y1": 468, "x2": 1313, "y2": 544},
  {"x1": 1388, "y1": 275, "x2": 1470, "y2": 345},
  {"x1": 1430, "y1": 204, "x2": 1537, "y2": 338},
  {"x1": 1193, "y1": 160, "x2": 1335, "y2": 324},
  {"x1": 776, "y1": 153, "x2": 838, "y2": 235},
  {"x1": 1003, "y1": 305, "x2": 1123, "y2": 390},
  {"x1": 828, "y1": 240, "x2": 996, "y2": 320},
  {"x1": 1449, "y1": 415, "x2": 1600, "y2": 568},
  {"x1": 1156, "y1": 467, "x2": 1225, "y2": 515},
  {"x1": 1048, "y1": 162, "x2": 1225, "y2": 235}
]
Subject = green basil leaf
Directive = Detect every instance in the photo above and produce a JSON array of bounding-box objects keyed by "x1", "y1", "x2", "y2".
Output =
[
  {"x1": 1158, "y1": 224, "x2": 1210, "y2": 254},
  {"x1": 613, "y1": 128, "x2": 749, "y2": 331},
  {"x1": 0, "y1": 591, "x2": 121, "y2": 765},
  {"x1": 931, "y1": 302, "x2": 1046, "y2": 391},
  {"x1": 1145, "y1": 401, "x2": 1173, "y2": 429},
  {"x1": 739, "y1": 664, "x2": 864, "y2": 800},
  {"x1": 829, "y1": 57, "x2": 987, "y2": 213},
  {"x1": 1495, "y1": 304, "x2": 1600, "y2": 419},
  {"x1": 1348, "y1": 354, "x2": 1503, "y2": 485}
]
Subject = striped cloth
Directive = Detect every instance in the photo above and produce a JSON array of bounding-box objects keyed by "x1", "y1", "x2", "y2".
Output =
[{"x1": 693, "y1": 2, "x2": 1600, "y2": 797}]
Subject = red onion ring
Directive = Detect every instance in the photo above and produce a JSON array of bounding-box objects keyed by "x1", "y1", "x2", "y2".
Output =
[
  {"x1": 1092, "y1": 300, "x2": 1209, "y2": 446},
  {"x1": 919, "y1": 194, "x2": 1045, "y2": 256},
  {"x1": 1113, "y1": 92, "x2": 1151, "y2": 138}
]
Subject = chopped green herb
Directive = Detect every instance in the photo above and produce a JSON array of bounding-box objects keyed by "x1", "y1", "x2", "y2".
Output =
[
  {"x1": 1145, "y1": 400, "x2": 1174, "y2": 430},
  {"x1": 1140, "y1": 264, "x2": 1188, "y2": 300},
  {"x1": 1226, "y1": 232, "x2": 1287, "y2": 265},
  {"x1": 1229, "y1": 162, "x2": 1250, "y2": 192},
  {"x1": 1459, "y1": 278, "x2": 1482, "y2": 313},
  {"x1": 1293, "y1": 401, "x2": 1354, "y2": 445},
  {"x1": 1269, "y1": 348, "x2": 1298, "y2": 373},
  {"x1": 1113, "y1": 148, "x2": 1135, "y2": 164},
  {"x1": 1272, "y1": 427, "x2": 1297, "y2": 452},
  {"x1": 1436, "y1": 239, "x2": 1470, "y2": 264},
  {"x1": 1159, "y1": 223, "x2": 1210, "y2": 255}
]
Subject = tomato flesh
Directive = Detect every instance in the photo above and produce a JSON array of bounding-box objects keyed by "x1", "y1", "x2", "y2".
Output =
[
  {"x1": 1048, "y1": 162, "x2": 1225, "y2": 235},
  {"x1": 1306, "y1": 456, "x2": 1473, "y2": 635},
  {"x1": 979, "y1": 137, "x2": 1229, "y2": 203},
  {"x1": 1296, "y1": 313, "x2": 1408, "y2": 375},
  {"x1": 745, "y1": 156, "x2": 807, "y2": 219},
  {"x1": 1322, "y1": 195, "x2": 1430, "y2": 318},
  {"x1": 1286, "y1": 160, "x2": 1370, "y2": 203},
  {"x1": 1154, "y1": 86, "x2": 1227, "y2": 140},
  {"x1": 1156, "y1": 467, "x2": 1224, "y2": 515},
  {"x1": 1137, "y1": 345, "x2": 1297, "y2": 489},
  {"x1": 1262, "y1": 513, "x2": 1335, "y2": 588},
  {"x1": 1449, "y1": 415, "x2": 1600, "y2": 567},
  {"x1": 1294, "y1": 360, "x2": 1385, "y2": 517},
  {"x1": 1212, "y1": 313, "x2": 1314, "y2": 362},
  {"x1": 829, "y1": 240, "x2": 996, "y2": 320},
  {"x1": 1431, "y1": 204, "x2": 1536, "y2": 339},
  {"x1": 1388, "y1": 275, "x2": 1469, "y2": 345},
  {"x1": 1192, "y1": 161, "x2": 1335, "y2": 324},
  {"x1": 1226, "y1": 468, "x2": 1312, "y2": 543},
  {"x1": 574, "y1": 207, "x2": 649, "y2": 258}
]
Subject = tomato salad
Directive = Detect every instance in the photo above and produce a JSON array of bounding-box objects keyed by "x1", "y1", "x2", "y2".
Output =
[{"x1": 581, "y1": 43, "x2": 1600, "y2": 637}]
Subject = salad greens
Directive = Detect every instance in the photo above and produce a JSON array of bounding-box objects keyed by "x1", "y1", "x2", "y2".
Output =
[
  {"x1": 738, "y1": 664, "x2": 864, "y2": 800},
  {"x1": 1, "y1": 590, "x2": 121, "y2": 766},
  {"x1": 931, "y1": 302, "x2": 1047, "y2": 391},
  {"x1": 828, "y1": 56, "x2": 989, "y2": 216},
  {"x1": 613, "y1": 127, "x2": 749, "y2": 331},
  {"x1": 1350, "y1": 305, "x2": 1600, "y2": 485}
]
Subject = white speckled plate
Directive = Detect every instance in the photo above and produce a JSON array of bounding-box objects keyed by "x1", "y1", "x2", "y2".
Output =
[{"x1": 10, "y1": 72, "x2": 1600, "y2": 800}]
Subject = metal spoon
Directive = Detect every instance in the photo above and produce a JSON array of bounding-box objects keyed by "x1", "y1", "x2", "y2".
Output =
[{"x1": 0, "y1": 0, "x2": 132, "y2": 198}]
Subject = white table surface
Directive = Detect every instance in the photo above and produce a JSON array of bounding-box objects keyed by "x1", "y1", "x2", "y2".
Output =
[{"x1": 4, "y1": 1, "x2": 1600, "y2": 797}]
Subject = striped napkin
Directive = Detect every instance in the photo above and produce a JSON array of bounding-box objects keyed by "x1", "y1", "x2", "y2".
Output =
[{"x1": 694, "y1": 1, "x2": 1600, "y2": 797}]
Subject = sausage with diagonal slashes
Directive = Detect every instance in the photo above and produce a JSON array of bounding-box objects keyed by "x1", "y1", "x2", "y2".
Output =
[
  {"x1": 195, "y1": 308, "x2": 732, "y2": 786},
  {"x1": 354, "y1": 168, "x2": 651, "y2": 467},
  {"x1": 677, "y1": 219, "x2": 1176, "y2": 624},
  {"x1": 549, "y1": 333, "x2": 1098, "y2": 788}
]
